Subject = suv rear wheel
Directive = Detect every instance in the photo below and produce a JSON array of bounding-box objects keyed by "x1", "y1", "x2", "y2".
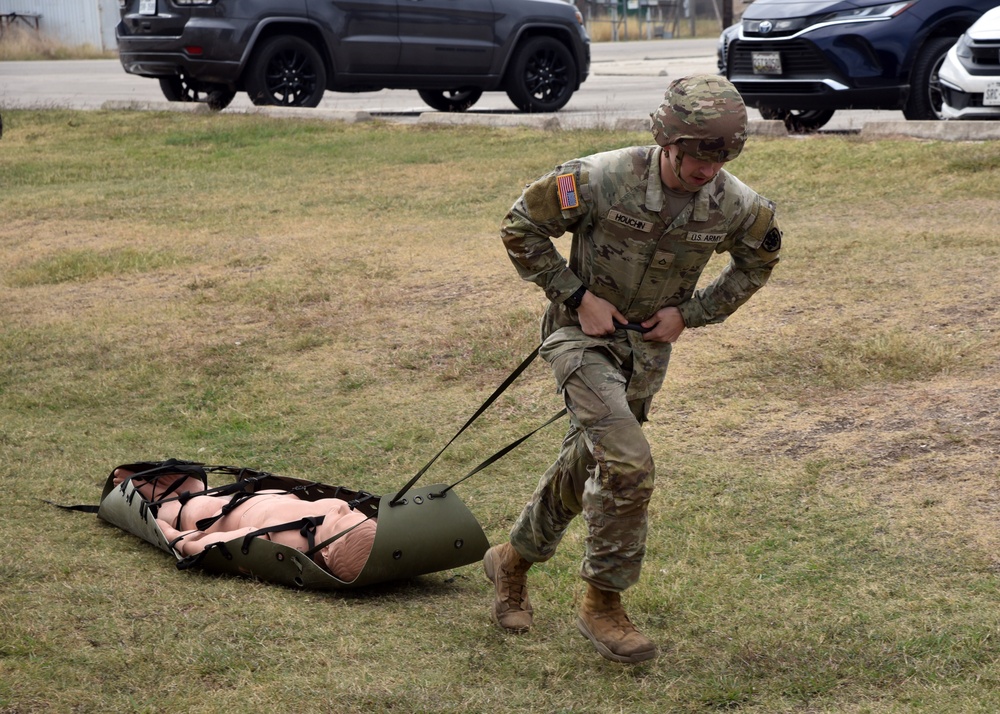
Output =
[
  {"x1": 417, "y1": 88, "x2": 483, "y2": 112},
  {"x1": 159, "y1": 73, "x2": 236, "y2": 111},
  {"x1": 505, "y1": 37, "x2": 577, "y2": 113},
  {"x1": 245, "y1": 36, "x2": 327, "y2": 108},
  {"x1": 759, "y1": 107, "x2": 835, "y2": 133},
  {"x1": 903, "y1": 36, "x2": 955, "y2": 120}
]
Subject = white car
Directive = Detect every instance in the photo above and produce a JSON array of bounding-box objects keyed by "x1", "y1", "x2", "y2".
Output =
[{"x1": 940, "y1": 6, "x2": 1000, "y2": 119}]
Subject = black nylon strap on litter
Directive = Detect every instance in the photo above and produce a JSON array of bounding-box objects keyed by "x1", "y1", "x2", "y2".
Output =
[
  {"x1": 388, "y1": 345, "x2": 541, "y2": 506},
  {"x1": 123, "y1": 460, "x2": 209, "y2": 500},
  {"x1": 177, "y1": 541, "x2": 233, "y2": 570},
  {"x1": 303, "y1": 515, "x2": 374, "y2": 558},
  {"x1": 239, "y1": 515, "x2": 326, "y2": 555},
  {"x1": 193, "y1": 490, "x2": 258, "y2": 531}
]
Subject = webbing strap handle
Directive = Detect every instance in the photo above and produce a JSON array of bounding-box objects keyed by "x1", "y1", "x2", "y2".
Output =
[{"x1": 388, "y1": 345, "x2": 540, "y2": 506}]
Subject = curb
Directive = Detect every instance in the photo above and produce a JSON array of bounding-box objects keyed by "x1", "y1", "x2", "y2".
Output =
[
  {"x1": 101, "y1": 99, "x2": 375, "y2": 123},
  {"x1": 860, "y1": 120, "x2": 1000, "y2": 140},
  {"x1": 86, "y1": 101, "x2": 1000, "y2": 140}
]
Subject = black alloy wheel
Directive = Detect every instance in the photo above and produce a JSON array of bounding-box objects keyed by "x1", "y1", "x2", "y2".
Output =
[
  {"x1": 505, "y1": 37, "x2": 576, "y2": 113},
  {"x1": 417, "y1": 88, "x2": 483, "y2": 112},
  {"x1": 245, "y1": 36, "x2": 327, "y2": 108}
]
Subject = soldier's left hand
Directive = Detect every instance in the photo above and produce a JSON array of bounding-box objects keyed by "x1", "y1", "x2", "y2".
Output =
[{"x1": 641, "y1": 307, "x2": 685, "y2": 343}]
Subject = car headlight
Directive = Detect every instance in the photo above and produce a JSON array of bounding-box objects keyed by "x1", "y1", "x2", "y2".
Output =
[
  {"x1": 820, "y1": 1, "x2": 913, "y2": 24},
  {"x1": 954, "y1": 32, "x2": 972, "y2": 60}
]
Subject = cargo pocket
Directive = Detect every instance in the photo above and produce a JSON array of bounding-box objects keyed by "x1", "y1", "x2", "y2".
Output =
[{"x1": 549, "y1": 349, "x2": 625, "y2": 428}]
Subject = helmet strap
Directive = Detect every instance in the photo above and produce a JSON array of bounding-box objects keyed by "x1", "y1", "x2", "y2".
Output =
[{"x1": 668, "y1": 148, "x2": 704, "y2": 193}]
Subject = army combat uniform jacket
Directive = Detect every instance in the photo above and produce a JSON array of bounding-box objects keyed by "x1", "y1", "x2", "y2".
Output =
[{"x1": 501, "y1": 145, "x2": 781, "y2": 401}]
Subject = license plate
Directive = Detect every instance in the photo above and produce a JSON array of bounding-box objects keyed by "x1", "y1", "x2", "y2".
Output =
[
  {"x1": 985, "y1": 81, "x2": 1000, "y2": 106},
  {"x1": 752, "y1": 51, "x2": 782, "y2": 75},
  {"x1": 139, "y1": 0, "x2": 156, "y2": 15}
]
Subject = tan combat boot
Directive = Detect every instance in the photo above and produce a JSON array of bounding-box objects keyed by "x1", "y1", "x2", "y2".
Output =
[
  {"x1": 483, "y1": 543, "x2": 533, "y2": 633},
  {"x1": 577, "y1": 584, "x2": 657, "y2": 663}
]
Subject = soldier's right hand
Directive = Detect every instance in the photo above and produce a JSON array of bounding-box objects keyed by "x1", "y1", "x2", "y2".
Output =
[{"x1": 577, "y1": 292, "x2": 628, "y2": 337}]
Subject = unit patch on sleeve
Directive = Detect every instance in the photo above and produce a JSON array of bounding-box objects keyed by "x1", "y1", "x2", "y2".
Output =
[
  {"x1": 761, "y1": 227, "x2": 782, "y2": 252},
  {"x1": 607, "y1": 209, "x2": 652, "y2": 232},
  {"x1": 556, "y1": 173, "x2": 579, "y2": 210}
]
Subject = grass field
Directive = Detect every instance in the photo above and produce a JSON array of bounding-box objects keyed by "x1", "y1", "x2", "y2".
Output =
[{"x1": 1, "y1": 108, "x2": 999, "y2": 713}]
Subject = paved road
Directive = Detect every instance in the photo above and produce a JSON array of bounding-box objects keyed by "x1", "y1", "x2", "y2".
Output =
[{"x1": 0, "y1": 39, "x2": 901, "y2": 131}]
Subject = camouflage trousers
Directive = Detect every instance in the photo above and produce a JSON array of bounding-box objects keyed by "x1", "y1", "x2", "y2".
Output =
[{"x1": 509, "y1": 347, "x2": 655, "y2": 592}]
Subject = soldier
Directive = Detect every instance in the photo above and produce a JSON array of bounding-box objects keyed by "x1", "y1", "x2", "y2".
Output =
[{"x1": 484, "y1": 75, "x2": 782, "y2": 664}]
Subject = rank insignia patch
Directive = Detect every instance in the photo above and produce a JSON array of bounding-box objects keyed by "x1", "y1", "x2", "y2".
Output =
[{"x1": 556, "y1": 173, "x2": 579, "y2": 210}]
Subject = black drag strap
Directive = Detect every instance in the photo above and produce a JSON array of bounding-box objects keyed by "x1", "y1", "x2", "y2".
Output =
[
  {"x1": 45, "y1": 501, "x2": 99, "y2": 514},
  {"x1": 430, "y1": 407, "x2": 567, "y2": 499},
  {"x1": 614, "y1": 320, "x2": 651, "y2": 334},
  {"x1": 388, "y1": 345, "x2": 540, "y2": 506}
]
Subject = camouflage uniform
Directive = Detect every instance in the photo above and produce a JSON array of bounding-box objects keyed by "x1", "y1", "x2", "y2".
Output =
[{"x1": 501, "y1": 137, "x2": 781, "y2": 592}]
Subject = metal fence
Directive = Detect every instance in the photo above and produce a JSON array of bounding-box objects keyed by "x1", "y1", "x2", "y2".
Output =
[
  {"x1": 0, "y1": 0, "x2": 119, "y2": 51},
  {"x1": 579, "y1": 0, "x2": 732, "y2": 42}
]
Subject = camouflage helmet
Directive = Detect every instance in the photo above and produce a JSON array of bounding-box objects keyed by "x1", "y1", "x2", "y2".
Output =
[{"x1": 650, "y1": 74, "x2": 748, "y2": 162}]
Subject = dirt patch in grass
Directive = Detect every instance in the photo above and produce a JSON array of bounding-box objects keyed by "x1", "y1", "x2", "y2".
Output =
[{"x1": 682, "y1": 368, "x2": 1000, "y2": 566}]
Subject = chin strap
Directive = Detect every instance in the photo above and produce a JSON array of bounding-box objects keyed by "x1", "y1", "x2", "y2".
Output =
[{"x1": 668, "y1": 148, "x2": 704, "y2": 193}]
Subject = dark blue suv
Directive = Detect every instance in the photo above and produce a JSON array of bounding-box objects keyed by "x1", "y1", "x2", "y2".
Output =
[{"x1": 718, "y1": 0, "x2": 1000, "y2": 132}]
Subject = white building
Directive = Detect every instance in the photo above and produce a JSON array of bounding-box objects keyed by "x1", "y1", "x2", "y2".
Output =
[{"x1": 0, "y1": 0, "x2": 120, "y2": 51}]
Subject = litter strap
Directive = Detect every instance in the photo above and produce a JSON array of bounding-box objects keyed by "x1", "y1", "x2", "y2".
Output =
[
  {"x1": 389, "y1": 345, "x2": 566, "y2": 506},
  {"x1": 304, "y1": 515, "x2": 374, "y2": 558},
  {"x1": 44, "y1": 501, "x2": 99, "y2": 514},
  {"x1": 430, "y1": 407, "x2": 567, "y2": 499},
  {"x1": 388, "y1": 345, "x2": 542, "y2": 506}
]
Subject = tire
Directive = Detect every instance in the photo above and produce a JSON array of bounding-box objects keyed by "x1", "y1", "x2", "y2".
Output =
[
  {"x1": 158, "y1": 73, "x2": 205, "y2": 103},
  {"x1": 759, "y1": 107, "x2": 835, "y2": 133},
  {"x1": 504, "y1": 36, "x2": 577, "y2": 113},
  {"x1": 206, "y1": 89, "x2": 237, "y2": 112},
  {"x1": 903, "y1": 36, "x2": 955, "y2": 121},
  {"x1": 158, "y1": 74, "x2": 235, "y2": 112},
  {"x1": 417, "y1": 88, "x2": 483, "y2": 112},
  {"x1": 245, "y1": 36, "x2": 327, "y2": 108}
]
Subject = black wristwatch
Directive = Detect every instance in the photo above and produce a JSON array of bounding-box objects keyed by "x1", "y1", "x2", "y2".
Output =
[{"x1": 563, "y1": 285, "x2": 587, "y2": 310}]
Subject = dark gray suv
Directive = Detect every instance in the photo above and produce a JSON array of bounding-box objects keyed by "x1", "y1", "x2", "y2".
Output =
[{"x1": 116, "y1": 0, "x2": 590, "y2": 113}]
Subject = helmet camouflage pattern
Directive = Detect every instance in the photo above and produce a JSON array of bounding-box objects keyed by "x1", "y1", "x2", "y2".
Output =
[{"x1": 650, "y1": 74, "x2": 748, "y2": 162}]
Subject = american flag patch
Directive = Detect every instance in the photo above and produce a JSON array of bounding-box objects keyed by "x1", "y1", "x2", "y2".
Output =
[{"x1": 556, "y1": 173, "x2": 579, "y2": 210}]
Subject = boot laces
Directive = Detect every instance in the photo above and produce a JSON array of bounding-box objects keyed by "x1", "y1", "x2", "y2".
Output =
[{"x1": 500, "y1": 560, "x2": 530, "y2": 610}]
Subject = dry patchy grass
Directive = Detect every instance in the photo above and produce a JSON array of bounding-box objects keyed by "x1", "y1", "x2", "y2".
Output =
[
  {"x1": 0, "y1": 26, "x2": 115, "y2": 60},
  {"x1": 1, "y1": 109, "x2": 1000, "y2": 713}
]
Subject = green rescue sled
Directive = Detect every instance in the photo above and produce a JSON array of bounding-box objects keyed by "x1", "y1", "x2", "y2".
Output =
[{"x1": 96, "y1": 460, "x2": 490, "y2": 590}]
